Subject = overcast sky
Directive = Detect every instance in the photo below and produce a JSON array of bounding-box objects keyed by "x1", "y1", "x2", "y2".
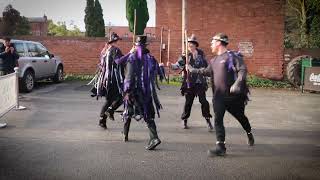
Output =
[{"x1": 0, "y1": 0, "x2": 156, "y2": 31}]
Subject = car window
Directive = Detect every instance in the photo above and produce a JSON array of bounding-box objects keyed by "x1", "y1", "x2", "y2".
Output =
[
  {"x1": 35, "y1": 43, "x2": 48, "y2": 57},
  {"x1": 13, "y1": 42, "x2": 26, "y2": 57},
  {"x1": 27, "y1": 43, "x2": 39, "y2": 57}
]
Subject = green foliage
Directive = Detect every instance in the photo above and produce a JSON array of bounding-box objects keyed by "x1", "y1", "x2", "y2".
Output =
[
  {"x1": 84, "y1": 0, "x2": 105, "y2": 37},
  {"x1": 64, "y1": 74, "x2": 95, "y2": 81},
  {"x1": 309, "y1": 13, "x2": 320, "y2": 47},
  {"x1": 247, "y1": 75, "x2": 293, "y2": 89},
  {"x1": 126, "y1": 0, "x2": 149, "y2": 35},
  {"x1": 170, "y1": 76, "x2": 183, "y2": 83},
  {"x1": 1, "y1": 4, "x2": 30, "y2": 36},
  {"x1": 64, "y1": 74, "x2": 293, "y2": 89},
  {"x1": 93, "y1": 0, "x2": 105, "y2": 37},
  {"x1": 1, "y1": 4, "x2": 20, "y2": 36},
  {"x1": 285, "y1": 0, "x2": 320, "y2": 48},
  {"x1": 68, "y1": 25, "x2": 84, "y2": 36},
  {"x1": 84, "y1": 0, "x2": 95, "y2": 37},
  {"x1": 15, "y1": 16, "x2": 31, "y2": 35},
  {"x1": 48, "y1": 20, "x2": 84, "y2": 36},
  {"x1": 165, "y1": 75, "x2": 293, "y2": 89}
]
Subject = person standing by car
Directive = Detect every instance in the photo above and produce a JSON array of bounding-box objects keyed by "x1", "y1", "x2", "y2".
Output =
[{"x1": 0, "y1": 37, "x2": 19, "y2": 76}]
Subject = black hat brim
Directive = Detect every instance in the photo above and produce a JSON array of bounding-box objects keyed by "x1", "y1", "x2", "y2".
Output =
[
  {"x1": 188, "y1": 40, "x2": 199, "y2": 47},
  {"x1": 135, "y1": 42, "x2": 149, "y2": 46},
  {"x1": 108, "y1": 37, "x2": 122, "y2": 44}
]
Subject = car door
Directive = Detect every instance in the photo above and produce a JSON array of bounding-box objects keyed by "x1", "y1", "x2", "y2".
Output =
[
  {"x1": 35, "y1": 43, "x2": 55, "y2": 76},
  {"x1": 26, "y1": 42, "x2": 46, "y2": 78},
  {"x1": 12, "y1": 41, "x2": 28, "y2": 77}
]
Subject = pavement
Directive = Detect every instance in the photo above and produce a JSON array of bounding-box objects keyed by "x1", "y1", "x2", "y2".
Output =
[{"x1": 0, "y1": 81, "x2": 319, "y2": 180}]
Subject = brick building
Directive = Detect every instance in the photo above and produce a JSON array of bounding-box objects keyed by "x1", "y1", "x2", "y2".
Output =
[
  {"x1": 16, "y1": 0, "x2": 285, "y2": 79},
  {"x1": 156, "y1": 0, "x2": 285, "y2": 79},
  {"x1": 27, "y1": 15, "x2": 48, "y2": 36}
]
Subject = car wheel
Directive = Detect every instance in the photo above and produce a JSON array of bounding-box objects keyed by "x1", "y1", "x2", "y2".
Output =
[
  {"x1": 21, "y1": 70, "x2": 35, "y2": 93},
  {"x1": 53, "y1": 66, "x2": 63, "y2": 83}
]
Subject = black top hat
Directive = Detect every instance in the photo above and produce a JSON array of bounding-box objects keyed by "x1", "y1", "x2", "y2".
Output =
[
  {"x1": 135, "y1": 35, "x2": 149, "y2": 46},
  {"x1": 108, "y1": 32, "x2": 122, "y2": 44},
  {"x1": 187, "y1": 34, "x2": 199, "y2": 47}
]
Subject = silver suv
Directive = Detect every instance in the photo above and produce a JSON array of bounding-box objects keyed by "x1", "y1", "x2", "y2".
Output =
[{"x1": 0, "y1": 39, "x2": 64, "y2": 92}]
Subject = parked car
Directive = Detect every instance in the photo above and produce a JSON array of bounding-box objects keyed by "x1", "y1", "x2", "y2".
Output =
[{"x1": 0, "y1": 39, "x2": 64, "y2": 92}]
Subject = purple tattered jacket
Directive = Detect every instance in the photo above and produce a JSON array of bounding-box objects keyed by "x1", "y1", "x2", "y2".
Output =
[
  {"x1": 96, "y1": 46, "x2": 124, "y2": 98},
  {"x1": 115, "y1": 46, "x2": 162, "y2": 120}
]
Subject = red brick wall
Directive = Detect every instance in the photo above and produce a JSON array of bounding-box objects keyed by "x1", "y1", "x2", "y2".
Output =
[
  {"x1": 156, "y1": 0, "x2": 285, "y2": 80},
  {"x1": 15, "y1": 36, "x2": 161, "y2": 74},
  {"x1": 15, "y1": 0, "x2": 285, "y2": 79}
]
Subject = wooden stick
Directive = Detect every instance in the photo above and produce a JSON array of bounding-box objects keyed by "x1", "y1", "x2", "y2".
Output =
[
  {"x1": 133, "y1": 9, "x2": 137, "y2": 44},
  {"x1": 167, "y1": 29, "x2": 171, "y2": 84},
  {"x1": 182, "y1": 0, "x2": 186, "y2": 53},
  {"x1": 160, "y1": 27, "x2": 164, "y2": 63},
  {"x1": 185, "y1": 30, "x2": 188, "y2": 70},
  {"x1": 185, "y1": 30, "x2": 190, "y2": 88}
]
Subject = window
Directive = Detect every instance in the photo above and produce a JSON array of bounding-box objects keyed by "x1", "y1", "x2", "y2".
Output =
[
  {"x1": 27, "y1": 43, "x2": 40, "y2": 57},
  {"x1": 35, "y1": 43, "x2": 48, "y2": 57},
  {"x1": 13, "y1": 43, "x2": 26, "y2": 57}
]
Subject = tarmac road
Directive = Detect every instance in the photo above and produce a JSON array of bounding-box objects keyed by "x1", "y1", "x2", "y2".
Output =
[{"x1": 0, "y1": 81, "x2": 319, "y2": 180}]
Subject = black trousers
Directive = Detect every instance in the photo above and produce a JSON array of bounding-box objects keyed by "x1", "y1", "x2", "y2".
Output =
[
  {"x1": 100, "y1": 85, "x2": 123, "y2": 118},
  {"x1": 213, "y1": 96, "x2": 252, "y2": 142},
  {"x1": 181, "y1": 90, "x2": 211, "y2": 120},
  {"x1": 122, "y1": 97, "x2": 159, "y2": 140},
  {"x1": 123, "y1": 118, "x2": 159, "y2": 140}
]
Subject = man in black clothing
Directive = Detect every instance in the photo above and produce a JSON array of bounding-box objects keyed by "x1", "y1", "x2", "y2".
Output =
[
  {"x1": 0, "y1": 37, "x2": 19, "y2": 76},
  {"x1": 117, "y1": 35, "x2": 162, "y2": 150},
  {"x1": 188, "y1": 33, "x2": 254, "y2": 156},
  {"x1": 96, "y1": 33, "x2": 124, "y2": 129},
  {"x1": 169, "y1": 35, "x2": 213, "y2": 131}
]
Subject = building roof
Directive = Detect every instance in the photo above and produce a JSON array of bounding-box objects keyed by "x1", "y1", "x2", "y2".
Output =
[{"x1": 27, "y1": 16, "x2": 47, "y2": 23}]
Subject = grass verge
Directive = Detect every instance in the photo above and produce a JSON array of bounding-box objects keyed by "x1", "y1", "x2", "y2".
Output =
[{"x1": 64, "y1": 74, "x2": 294, "y2": 89}]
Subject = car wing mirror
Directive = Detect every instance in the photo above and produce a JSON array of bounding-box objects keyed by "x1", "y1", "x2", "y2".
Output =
[{"x1": 47, "y1": 51, "x2": 54, "y2": 58}]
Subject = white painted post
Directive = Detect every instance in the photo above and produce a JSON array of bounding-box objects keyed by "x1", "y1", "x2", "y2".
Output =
[
  {"x1": 14, "y1": 67, "x2": 26, "y2": 111},
  {"x1": 182, "y1": 0, "x2": 187, "y2": 53}
]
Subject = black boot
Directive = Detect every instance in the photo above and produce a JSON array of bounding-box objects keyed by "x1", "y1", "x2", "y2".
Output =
[
  {"x1": 182, "y1": 119, "x2": 189, "y2": 129},
  {"x1": 145, "y1": 120, "x2": 161, "y2": 150},
  {"x1": 99, "y1": 116, "x2": 107, "y2": 129},
  {"x1": 205, "y1": 118, "x2": 214, "y2": 132},
  {"x1": 247, "y1": 132, "x2": 254, "y2": 146},
  {"x1": 123, "y1": 118, "x2": 131, "y2": 142},
  {"x1": 106, "y1": 107, "x2": 115, "y2": 121},
  {"x1": 208, "y1": 142, "x2": 226, "y2": 157},
  {"x1": 146, "y1": 138, "x2": 161, "y2": 150}
]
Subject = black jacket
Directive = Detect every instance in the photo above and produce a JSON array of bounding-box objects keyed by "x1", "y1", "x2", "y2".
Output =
[
  {"x1": 0, "y1": 48, "x2": 19, "y2": 73},
  {"x1": 175, "y1": 49, "x2": 208, "y2": 84},
  {"x1": 188, "y1": 51, "x2": 249, "y2": 103}
]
